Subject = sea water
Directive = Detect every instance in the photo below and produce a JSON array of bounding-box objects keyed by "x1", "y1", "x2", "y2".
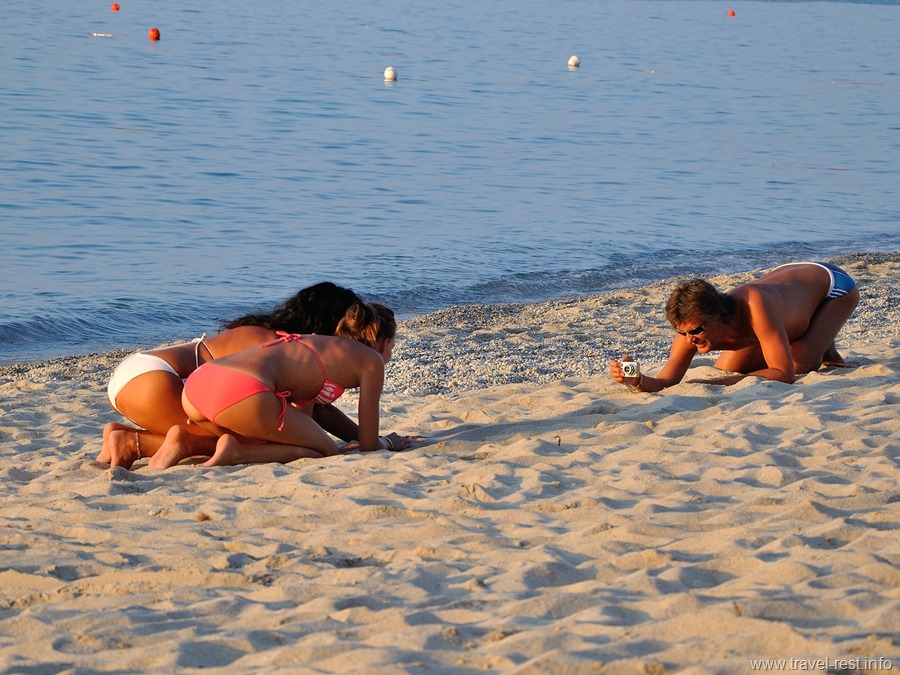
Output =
[{"x1": 1, "y1": 0, "x2": 898, "y2": 365}]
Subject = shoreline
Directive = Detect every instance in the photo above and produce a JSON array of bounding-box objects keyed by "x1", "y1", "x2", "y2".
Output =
[{"x1": 4, "y1": 251, "x2": 898, "y2": 396}]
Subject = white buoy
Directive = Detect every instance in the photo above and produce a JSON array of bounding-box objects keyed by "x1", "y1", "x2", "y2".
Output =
[
  {"x1": 568, "y1": 55, "x2": 581, "y2": 69},
  {"x1": 384, "y1": 66, "x2": 397, "y2": 82}
]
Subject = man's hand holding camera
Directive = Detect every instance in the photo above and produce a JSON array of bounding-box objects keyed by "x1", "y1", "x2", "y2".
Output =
[{"x1": 611, "y1": 354, "x2": 644, "y2": 392}]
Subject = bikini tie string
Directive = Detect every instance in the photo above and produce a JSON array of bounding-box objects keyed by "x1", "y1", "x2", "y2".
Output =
[{"x1": 274, "y1": 390, "x2": 292, "y2": 431}]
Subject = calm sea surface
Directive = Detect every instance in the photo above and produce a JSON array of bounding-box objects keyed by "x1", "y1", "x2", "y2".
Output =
[{"x1": 1, "y1": 0, "x2": 898, "y2": 365}]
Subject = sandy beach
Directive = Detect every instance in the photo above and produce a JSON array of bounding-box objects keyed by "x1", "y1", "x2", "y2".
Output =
[{"x1": 1, "y1": 253, "x2": 897, "y2": 673}]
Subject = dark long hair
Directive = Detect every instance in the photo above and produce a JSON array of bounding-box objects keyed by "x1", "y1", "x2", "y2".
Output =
[{"x1": 222, "y1": 282, "x2": 363, "y2": 336}]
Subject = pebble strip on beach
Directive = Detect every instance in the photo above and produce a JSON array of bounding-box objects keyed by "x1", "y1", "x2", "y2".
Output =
[{"x1": 2, "y1": 253, "x2": 896, "y2": 401}]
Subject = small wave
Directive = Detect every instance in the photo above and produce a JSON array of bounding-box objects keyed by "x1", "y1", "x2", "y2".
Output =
[
  {"x1": 0, "y1": 299, "x2": 230, "y2": 366},
  {"x1": 380, "y1": 238, "x2": 892, "y2": 315},
  {"x1": 2, "y1": 237, "x2": 897, "y2": 366}
]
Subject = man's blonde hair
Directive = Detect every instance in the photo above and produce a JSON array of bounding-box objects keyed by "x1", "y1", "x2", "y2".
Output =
[{"x1": 665, "y1": 279, "x2": 736, "y2": 327}]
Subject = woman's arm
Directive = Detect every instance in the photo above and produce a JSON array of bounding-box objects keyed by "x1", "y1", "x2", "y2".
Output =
[
  {"x1": 312, "y1": 403, "x2": 359, "y2": 442},
  {"x1": 355, "y1": 351, "x2": 387, "y2": 452}
]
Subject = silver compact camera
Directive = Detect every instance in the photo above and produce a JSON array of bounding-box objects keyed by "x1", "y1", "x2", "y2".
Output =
[{"x1": 620, "y1": 361, "x2": 640, "y2": 378}]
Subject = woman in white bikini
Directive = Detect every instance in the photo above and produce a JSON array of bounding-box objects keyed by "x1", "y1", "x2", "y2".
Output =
[{"x1": 99, "y1": 282, "x2": 367, "y2": 468}]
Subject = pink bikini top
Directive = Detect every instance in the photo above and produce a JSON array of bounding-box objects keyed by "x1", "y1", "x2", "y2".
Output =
[{"x1": 262, "y1": 331, "x2": 346, "y2": 406}]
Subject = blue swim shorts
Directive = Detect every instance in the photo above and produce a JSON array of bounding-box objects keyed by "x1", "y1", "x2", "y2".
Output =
[{"x1": 817, "y1": 262, "x2": 856, "y2": 299}]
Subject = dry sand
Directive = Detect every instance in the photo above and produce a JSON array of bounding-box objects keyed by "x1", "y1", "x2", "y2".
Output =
[{"x1": 1, "y1": 253, "x2": 897, "y2": 673}]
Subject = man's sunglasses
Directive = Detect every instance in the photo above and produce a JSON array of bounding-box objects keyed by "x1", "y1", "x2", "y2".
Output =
[{"x1": 674, "y1": 324, "x2": 705, "y2": 337}]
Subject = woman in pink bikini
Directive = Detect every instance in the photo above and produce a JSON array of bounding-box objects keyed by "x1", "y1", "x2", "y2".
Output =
[
  {"x1": 99, "y1": 282, "x2": 364, "y2": 468},
  {"x1": 149, "y1": 301, "x2": 413, "y2": 469}
]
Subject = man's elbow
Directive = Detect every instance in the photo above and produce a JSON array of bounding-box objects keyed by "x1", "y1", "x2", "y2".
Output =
[
  {"x1": 772, "y1": 370, "x2": 796, "y2": 385},
  {"x1": 756, "y1": 367, "x2": 795, "y2": 384}
]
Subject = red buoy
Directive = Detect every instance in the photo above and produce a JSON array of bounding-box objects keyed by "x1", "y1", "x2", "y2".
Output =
[{"x1": 148, "y1": 27, "x2": 160, "y2": 41}]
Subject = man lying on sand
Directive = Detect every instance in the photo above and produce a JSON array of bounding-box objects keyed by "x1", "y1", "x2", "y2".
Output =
[{"x1": 610, "y1": 261, "x2": 860, "y2": 391}]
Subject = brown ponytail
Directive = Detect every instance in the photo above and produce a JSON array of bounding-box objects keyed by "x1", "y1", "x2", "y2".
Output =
[{"x1": 335, "y1": 301, "x2": 396, "y2": 349}]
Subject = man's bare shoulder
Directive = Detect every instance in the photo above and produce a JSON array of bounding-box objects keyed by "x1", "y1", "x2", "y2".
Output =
[{"x1": 738, "y1": 284, "x2": 784, "y2": 324}]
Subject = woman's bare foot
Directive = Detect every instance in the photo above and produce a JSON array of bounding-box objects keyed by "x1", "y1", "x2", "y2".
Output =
[
  {"x1": 98, "y1": 424, "x2": 143, "y2": 469},
  {"x1": 98, "y1": 422, "x2": 140, "y2": 464},
  {"x1": 203, "y1": 434, "x2": 244, "y2": 467},
  {"x1": 149, "y1": 425, "x2": 215, "y2": 469}
]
